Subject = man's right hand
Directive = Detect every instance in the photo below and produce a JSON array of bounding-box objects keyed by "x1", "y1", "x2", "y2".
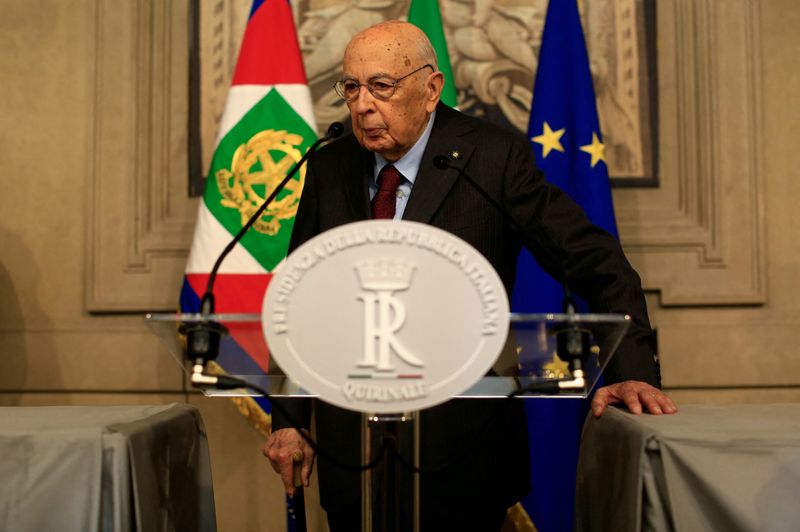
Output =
[{"x1": 263, "y1": 428, "x2": 315, "y2": 497}]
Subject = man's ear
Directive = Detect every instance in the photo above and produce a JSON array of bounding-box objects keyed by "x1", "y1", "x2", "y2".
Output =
[{"x1": 425, "y1": 71, "x2": 445, "y2": 111}]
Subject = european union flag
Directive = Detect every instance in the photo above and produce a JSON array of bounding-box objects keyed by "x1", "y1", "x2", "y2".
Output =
[{"x1": 514, "y1": 1, "x2": 616, "y2": 531}]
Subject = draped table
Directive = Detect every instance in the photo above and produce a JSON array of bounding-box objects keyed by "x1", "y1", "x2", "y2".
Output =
[
  {"x1": 575, "y1": 403, "x2": 800, "y2": 532},
  {"x1": 0, "y1": 403, "x2": 216, "y2": 532}
]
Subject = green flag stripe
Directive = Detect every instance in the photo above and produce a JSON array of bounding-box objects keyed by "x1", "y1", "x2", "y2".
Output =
[{"x1": 203, "y1": 88, "x2": 318, "y2": 272}]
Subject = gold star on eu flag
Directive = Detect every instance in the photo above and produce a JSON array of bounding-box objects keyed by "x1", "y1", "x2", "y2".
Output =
[
  {"x1": 543, "y1": 353, "x2": 570, "y2": 379},
  {"x1": 531, "y1": 121, "x2": 566, "y2": 158},
  {"x1": 580, "y1": 132, "x2": 606, "y2": 168}
]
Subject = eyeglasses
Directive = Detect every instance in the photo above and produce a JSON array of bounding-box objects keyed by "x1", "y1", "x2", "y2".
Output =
[{"x1": 333, "y1": 64, "x2": 434, "y2": 102}]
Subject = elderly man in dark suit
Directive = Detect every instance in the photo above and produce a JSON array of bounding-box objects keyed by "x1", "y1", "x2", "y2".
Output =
[{"x1": 264, "y1": 20, "x2": 676, "y2": 531}]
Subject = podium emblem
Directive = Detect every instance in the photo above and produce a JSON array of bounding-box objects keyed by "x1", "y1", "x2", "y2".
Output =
[
  {"x1": 355, "y1": 259, "x2": 423, "y2": 372},
  {"x1": 263, "y1": 220, "x2": 510, "y2": 413}
]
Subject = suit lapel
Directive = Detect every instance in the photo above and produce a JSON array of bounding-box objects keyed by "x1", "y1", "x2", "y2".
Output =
[
  {"x1": 403, "y1": 105, "x2": 476, "y2": 224},
  {"x1": 332, "y1": 105, "x2": 476, "y2": 224}
]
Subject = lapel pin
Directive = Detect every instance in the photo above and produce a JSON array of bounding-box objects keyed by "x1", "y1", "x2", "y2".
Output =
[{"x1": 450, "y1": 151, "x2": 461, "y2": 160}]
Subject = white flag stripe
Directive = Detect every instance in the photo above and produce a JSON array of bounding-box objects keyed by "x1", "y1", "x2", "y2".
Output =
[
  {"x1": 214, "y1": 85, "x2": 270, "y2": 146},
  {"x1": 185, "y1": 202, "x2": 267, "y2": 274},
  {"x1": 215, "y1": 84, "x2": 317, "y2": 146}
]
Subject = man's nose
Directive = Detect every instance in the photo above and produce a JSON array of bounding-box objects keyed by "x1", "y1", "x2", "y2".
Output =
[{"x1": 351, "y1": 85, "x2": 377, "y2": 112}]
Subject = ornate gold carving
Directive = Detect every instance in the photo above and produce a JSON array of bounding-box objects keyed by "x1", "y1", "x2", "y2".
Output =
[
  {"x1": 216, "y1": 129, "x2": 306, "y2": 235},
  {"x1": 506, "y1": 501, "x2": 538, "y2": 532}
]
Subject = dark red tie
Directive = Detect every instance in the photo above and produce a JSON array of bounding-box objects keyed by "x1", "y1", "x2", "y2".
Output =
[{"x1": 371, "y1": 165, "x2": 404, "y2": 219}]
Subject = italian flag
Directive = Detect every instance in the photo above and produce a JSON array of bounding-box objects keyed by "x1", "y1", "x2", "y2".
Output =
[{"x1": 180, "y1": 0, "x2": 317, "y2": 429}]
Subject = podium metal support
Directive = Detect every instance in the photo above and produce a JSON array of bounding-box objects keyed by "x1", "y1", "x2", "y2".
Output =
[{"x1": 361, "y1": 412, "x2": 420, "y2": 532}]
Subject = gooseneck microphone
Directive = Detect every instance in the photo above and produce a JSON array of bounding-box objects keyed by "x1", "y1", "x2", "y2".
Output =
[
  {"x1": 184, "y1": 122, "x2": 344, "y2": 385},
  {"x1": 432, "y1": 154, "x2": 589, "y2": 392}
]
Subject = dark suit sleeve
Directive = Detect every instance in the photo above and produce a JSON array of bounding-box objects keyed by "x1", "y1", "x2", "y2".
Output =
[
  {"x1": 502, "y1": 135, "x2": 660, "y2": 386},
  {"x1": 270, "y1": 160, "x2": 321, "y2": 432},
  {"x1": 287, "y1": 155, "x2": 322, "y2": 255}
]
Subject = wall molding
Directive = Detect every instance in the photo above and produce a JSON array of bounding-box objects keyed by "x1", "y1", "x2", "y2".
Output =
[
  {"x1": 616, "y1": 0, "x2": 765, "y2": 305},
  {"x1": 86, "y1": 0, "x2": 197, "y2": 311}
]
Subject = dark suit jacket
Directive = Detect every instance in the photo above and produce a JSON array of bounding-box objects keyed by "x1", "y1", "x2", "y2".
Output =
[{"x1": 273, "y1": 103, "x2": 659, "y2": 512}]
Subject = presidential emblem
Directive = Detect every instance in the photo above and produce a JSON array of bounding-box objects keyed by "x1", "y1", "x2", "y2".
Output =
[
  {"x1": 216, "y1": 129, "x2": 306, "y2": 235},
  {"x1": 262, "y1": 220, "x2": 510, "y2": 413},
  {"x1": 354, "y1": 258, "x2": 423, "y2": 372}
]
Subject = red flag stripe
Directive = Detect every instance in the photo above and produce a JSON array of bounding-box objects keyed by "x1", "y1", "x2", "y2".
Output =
[
  {"x1": 232, "y1": 0, "x2": 308, "y2": 86},
  {"x1": 185, "y1": 273, "x2": 273, "y2": 372},
  {"x1": 185, "y1": 273, "x2": 272, "y2": 313}
]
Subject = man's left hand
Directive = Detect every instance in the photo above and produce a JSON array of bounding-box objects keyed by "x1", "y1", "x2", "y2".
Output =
[{"x1": 591, "y1": 380, "x2": 677, "y2": 417}]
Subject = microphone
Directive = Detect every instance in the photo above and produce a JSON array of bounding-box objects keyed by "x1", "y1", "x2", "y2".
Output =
[
  {"x1": 184, "y1": 122, "x2": 344, "y2": 384},
  {"x1": 432, "y1": 154, "x2": 589, "y2": 392},
  {"x1": 555, "y1": 287, "x2": 589, "y2": 386}
]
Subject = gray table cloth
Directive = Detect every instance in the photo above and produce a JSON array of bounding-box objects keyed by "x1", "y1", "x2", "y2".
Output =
[
  {"x1": 575, "y1": 403, "x2": 800, "y2": 532},
  {"x1": 0, "y1": 403, "x2": 216, "y2": 532}
]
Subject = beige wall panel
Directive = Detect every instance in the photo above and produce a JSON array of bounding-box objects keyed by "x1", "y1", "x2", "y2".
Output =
[
  {"x1": 0, "y1": 392, "x2": 188, "y2": 407},
  {"x1": 664, "y1": 388, "x2": 800, "y2": 406},
  {"x1": 650, "y1": 318, "x2": 799, "y2": 390},
  {"x1": 0, "y1": 0, "x2": 183, "y2": 393},
  {"x1": 0, "y1": 0, "x2": 94, "y2": 324},
  {"x1": 658, "y1": 322, "x2": 800, "y2": 387},
  {"x1": 0, "y1": 328, "x2": 184, "y2": 391},
  {"x1": 645, "y1": 0, "x2": 800, "y2": 392},
  {"x1": 86, "y1": 0, "x2": 199, "y2": 311},
  {"x1": 759, "y1": 0, "x2": 800, "y2": 321},
  {"x1": 617, "y1": 0, "x2": 765, "y2": 305}
]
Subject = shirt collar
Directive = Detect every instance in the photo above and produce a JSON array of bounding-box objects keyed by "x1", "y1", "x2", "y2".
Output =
[{"x1": 373, "y1": 109, "x2": 437, "y2": 185}]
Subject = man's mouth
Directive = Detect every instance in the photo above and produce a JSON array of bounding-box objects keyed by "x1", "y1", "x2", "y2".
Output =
[{"x1": 361, "y1": 127, "x2": 384, "y2": 137}]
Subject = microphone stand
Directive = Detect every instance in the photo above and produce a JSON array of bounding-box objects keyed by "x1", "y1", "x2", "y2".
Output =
[{"x1": 552, "y1": 287, "x2": 589, "y2": 390}]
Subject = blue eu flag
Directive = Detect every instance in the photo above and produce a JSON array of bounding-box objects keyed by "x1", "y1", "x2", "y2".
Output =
[{"x1": 514, "y1": 1, "x2": 616, "y2": 531}]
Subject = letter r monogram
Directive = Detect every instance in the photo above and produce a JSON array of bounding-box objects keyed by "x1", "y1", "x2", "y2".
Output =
[{"x1": 357, "y1": 291, "x2": 423, "y2": 371}]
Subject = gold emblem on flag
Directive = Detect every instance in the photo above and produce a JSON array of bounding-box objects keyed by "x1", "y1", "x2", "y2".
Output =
[{"x1": 216, "y1": 129, "x2": 306, "y2": 235}]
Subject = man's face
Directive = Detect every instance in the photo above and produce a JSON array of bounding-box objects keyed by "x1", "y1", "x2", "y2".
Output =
[{"x1": 342, "y1": 28, "x2": 442, "y2": 162}]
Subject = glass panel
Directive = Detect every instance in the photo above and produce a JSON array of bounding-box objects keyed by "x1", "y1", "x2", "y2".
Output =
[{"x1": 145, "y1": 312, "x2": 629, "y2": 399}]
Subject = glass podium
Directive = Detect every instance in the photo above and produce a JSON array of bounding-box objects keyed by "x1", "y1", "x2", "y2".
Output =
[
  {"x1": 146, "y1": 311, "x2": 630, "y2": 531},
  {"x1": 146, "y1": 312, "x2": 629, "y2": 398}
]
